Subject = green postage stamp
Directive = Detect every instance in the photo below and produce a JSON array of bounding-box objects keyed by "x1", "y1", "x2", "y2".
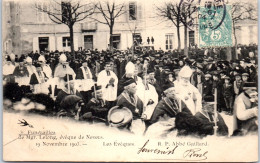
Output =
[{"x1": 198, "y1": 4, "x2": 233, "y2": 47}]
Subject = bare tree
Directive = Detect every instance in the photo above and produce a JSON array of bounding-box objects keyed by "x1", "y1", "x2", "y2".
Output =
[
  {"x1": 156, "y1": 2, "x2": 182, "y2": 52},
  {"x1": 156, "y1": 1, "x2": 197, "y2": 55},
  {"x1": 94, "y1": 1, "x2": 126, "y2": 52},
  {"x1": 231, "y1": 1, "x2": 257, "y2": 59},
  {"x1": 35, "y1": 0, "x2": 95, "y2": 57},
  {"x1": 179, "y1": 0, "x2": 197, "y2": 56}
]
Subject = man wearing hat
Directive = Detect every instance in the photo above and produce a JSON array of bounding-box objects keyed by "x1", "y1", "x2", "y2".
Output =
[
  {"x1": 29, "y1": 63, "x2": 50, "y2": 94},
  {"x1": 241, "y1": 73, "x2": 249, "y2": 83},
  {"x1": 38, "y1": 55, "x2": 53, "y2": 79},
  {"x1": 191, "y1": 63, "x2": 205, "y2": 95},
  {"x1": 118, "y1": 61, "x2": 144, "y2": 96},
  {"x1": 117, "y1": 78, "x2": 145, "y2": 134},
  {"x1": 222, "y1": 76, "x2": 234, "y2": 115},
  {"x1": 53, "y1": 54, "x2": 76, "y2": 95},
  {"x1": 97, "y1": 61, "x2": 118, "y2": 106},
  {"x1": 117, "y1": 78, "x2": 143, "y2": 118},
  {"x1": 233, "y1": 73, "x2": 243, "y2": 99},
  {"x1": 3, "y1": 55, "x2": 15, "y2": 84},
  {"x1": 55, "y1": 74, "x2": 82, "y2": 111},
  {"x1": 13, "y1": 57, "x2": 30, "y2": 86},
  {"x1": 57, "y1": 95, "x2": 84, "y2": 120},
  {"x1": 146, "y1": 68, "x2": 162, "y2": 96},
  {"x1": 233, "y1": 82, "x2": 258, "y2": 136},
  {"x1": 212, "y1": 71, "x2": 225, "y2": 112},
  {"x1": 195, "y1": 102, "x2": 228, "y2": 137},
  {"x1": 203, "y1": 74, "x2": 214, "y2": 102},
  {"x1": 117, "y1": 54, "x2": 127, "y2": 80},
  {"x1": 25, "y1": 57, "x2": 36, "y2": 78},
  {"x1": 82, "y1": 85, "x2": 110, "y2": 120},
  {"x1": 76, "y1": 59, "x2": 95, "y2": 103},
  {"x1": 150, "y1": 85, "x2": 191, "y2": 124},
  {"x1": 173, "y1": 66, "x2": 202, "y2": 115}
]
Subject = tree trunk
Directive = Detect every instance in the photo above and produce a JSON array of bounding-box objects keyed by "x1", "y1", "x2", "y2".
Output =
[
  {"x1": 177, "y1": 25, "x2": 181, "y2": 52},
  {"x1": 184, "y1": 25, "x2": 188, "y2": 57},
  {"x1": 109, "y1": 25, "x2": 113, "y2": 54},
  {"x1": 69, "y1": 24, "x2": 75, "y2": 59},
  {"x1": 233, "y1": 21, "x2": 238, "y2": 60}
]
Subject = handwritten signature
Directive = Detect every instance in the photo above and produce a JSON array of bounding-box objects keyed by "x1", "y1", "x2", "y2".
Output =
[
  {"x1": 137, "y1": 140, "x2": 208, "y2": 161},
  {"x1": 183, "y1": 148, "x2": 208, "y2": 160}
]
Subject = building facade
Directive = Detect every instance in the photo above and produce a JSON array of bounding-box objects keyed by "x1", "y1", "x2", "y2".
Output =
[{"x1": 2, "y1": 0, "x2": 258, "y2": 56}]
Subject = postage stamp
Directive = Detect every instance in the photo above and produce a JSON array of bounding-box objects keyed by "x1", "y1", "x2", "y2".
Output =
[{"x1": 198, "y1": 4, "x2": 233, "y2": 47}]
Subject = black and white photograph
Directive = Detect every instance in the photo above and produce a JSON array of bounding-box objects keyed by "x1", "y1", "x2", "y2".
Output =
[{"x1": 2, "y1": 0, "x2": 258, "y2": 162}]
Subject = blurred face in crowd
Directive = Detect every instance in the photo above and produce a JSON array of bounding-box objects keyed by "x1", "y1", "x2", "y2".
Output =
[
  {"x1": 148, "y1": 72, "x2": 155, "y2": 80},
  {"x1": 240, "y1": 61, "x2": 245, "y2": 67},
  {"x1": 179, "y1": 76, "x2": 190, "y2": 86},
  {"x1": 105, "y1": 64, "x2": 111, "y2": 71},
  {"x1": 235, "y1": 75, "x2": 241, "y2": 81},
  {"x1": 36, "y1": 67, "x2": 42, "y2": 72},
  {"x1": 205, "y1": 77, "x2": 210, "y2": 81},
  {"x1": 96, "y1": 90, "x2": 103, "y2": 100},
  {"x1": 165, "y1": 87, "x2": 177, "y2": 100},
  {"x1": 168, "y1": 74, "x2": 174, "y2": 81},
  {"x1": 126, "y1": 83, "x2": 137, "y2": 95},
  {"x1": 144, "y1": 59, "x2": 149, "y2": 65},
  {"x1": 203, "y1": 103, "x2": 214, "y2": 114},
  {"x1": 136, "y1": 60, "x2": 141, "y2": 64},
  {"x1": 82, "y1": 61, "x2": 88, "y2": 68},
  {"x1": 224, "y1": 79, "x2": 230, "y2": 84},
  {"x1": 179, "y1": 61, "x2": 184, "y2": 66},
  {"x1": 242, "y1": 75, "x2": 248, "y2": 82},
  {"x1": 246, "y1": 90, "x2": 258, "y2": 103},
  {"x1": 233, "y1": 71, "x2": 238, "y2": 76}
]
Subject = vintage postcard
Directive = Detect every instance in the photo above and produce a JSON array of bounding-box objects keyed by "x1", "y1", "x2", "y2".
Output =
[{"x1": 2, "y1": 0, "x2": 258, "y2": 162}]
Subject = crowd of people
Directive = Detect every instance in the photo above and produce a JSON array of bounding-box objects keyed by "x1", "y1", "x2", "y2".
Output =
[{"x1": 3, "y1": 46, "x2": 258, "y2": 138}]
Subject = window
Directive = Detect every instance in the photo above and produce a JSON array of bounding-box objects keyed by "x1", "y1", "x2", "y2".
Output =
[
  {"x1": 63, "y1": 37, "x2": 70, "y2": 47},
  {"x1": 36, "y1": 2, "x2": 49, "y2": 22},
  {"x1": 189, "y1": 31, "x2": 195, "y2": 47},
  {"x1": 165, "y1": 34, "x2": 173, "y2": 50},
  {"x1": 112, "y1": 34, "x2": 121, "y2": 49},
  {"x1": 129, "y1": 2, "x2": 137, "y2": 20}
]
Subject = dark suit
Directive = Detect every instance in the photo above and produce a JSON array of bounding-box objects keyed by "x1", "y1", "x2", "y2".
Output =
[
  {"x1": 150, "y1": 97, "x2": 190, "y2": 124},
  {"x1": 116, "y1": 91, "x2": 143, "y2": 120}
]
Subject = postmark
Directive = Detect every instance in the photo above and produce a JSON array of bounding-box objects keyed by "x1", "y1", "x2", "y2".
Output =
[{"x1": 198, "y1": 2, "x2": 233, "y2": 47}]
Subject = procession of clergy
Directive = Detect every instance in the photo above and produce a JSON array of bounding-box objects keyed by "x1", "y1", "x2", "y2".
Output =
[{"x1": 3, "y1": 50, "x2": 258, "y2": 138}]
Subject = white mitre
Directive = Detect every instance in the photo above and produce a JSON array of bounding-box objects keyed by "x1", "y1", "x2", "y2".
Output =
[
  {"x1": 179, "y1": 65, "x2": 193, "y2": 78},
  {"x1": 125, "y1": 61, "x2": 135, "y2": 74}
]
